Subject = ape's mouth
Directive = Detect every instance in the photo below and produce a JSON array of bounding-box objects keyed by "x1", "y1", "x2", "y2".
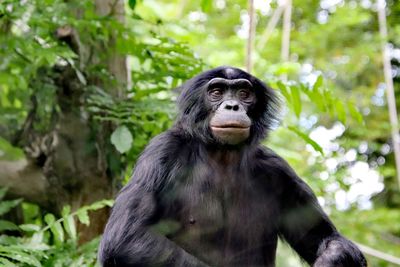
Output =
[{"x1": 210, "y1": 122, "x2": 250, "y2": 129}]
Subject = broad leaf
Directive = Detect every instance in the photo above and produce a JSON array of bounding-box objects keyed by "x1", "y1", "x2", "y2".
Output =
[{"x1": 111, "y1": 125, "x2": 133, "y2": 153}]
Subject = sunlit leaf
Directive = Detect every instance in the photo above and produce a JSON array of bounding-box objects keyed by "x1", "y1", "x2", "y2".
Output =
[
  {"x1": 288, "y1": 126, "x2": 324, "y2": 155},
  {"x1": 348, "y1": 102, "x2": 363, "y2": 123},
  {"x1": 76, "y1": 210, "x2": 90, "y2": 226},
  {"x1": 0, "y1": 246, "x2": 41, "y2": 267},
  {"x1": 277, "y1": 81, "x2": 291, "y2": 103},
  {"x1": 63, "y1": 215, "x2": 76, "y2": 240},
  {"x1": 313, "y1": 75, "x2": 323, "y2": 91},
  {"x1": 290, "y1": 85, "x2": 302, "y2": 118},
  {"x1": 19, "y1": 224, "x2": 41, "y2": 232},
  {"x1": 335, "y1": 99, "x2": 346, "y2": 124},
  {"x1": 44, "y1": 214, "x2": 64, "y2": 244},
  {"x1": 0, "y1": 257, "x2": 18, "y2": 267},
  {"x1": 111, "y1": 125, "x2": 133, "y2": 153}
]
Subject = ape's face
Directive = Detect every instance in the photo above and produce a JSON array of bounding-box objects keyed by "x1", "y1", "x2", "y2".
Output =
[{"x1": 206, "y1": 77, "x2": 256, "y2": 145}]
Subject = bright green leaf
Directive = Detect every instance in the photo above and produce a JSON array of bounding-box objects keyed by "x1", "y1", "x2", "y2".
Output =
[
  {"x1": 76, "y1": 210, "x2": 90, "y2": 226},
  {"x1": 348, "y1": 102, "x2": 363, "y2": 123},
  {"x1": 335, "y1": 99, "x2": 346, "y2": 124},
  {"x1": 0, "y1": 247, "x2": 41, "y2": 267},
  {"x1": 290, "y1": 86, "x2": 302, "y2": 118},
  {"x1": 0, "y1": 257, "x2": 18, "y2": 267},
  {"x1": 63, "y1": 215, "x2": 77, "y2": 240},
  {"x1": 313, "y1": 75, "x2": 323, "y2": 91},
  {"x1": 288, "y1": 126, "x2": 324, "y2": 155},
  {"x1": 111, "y1": 125, "x2": 133, "y2": 153},
  {"x1": 87, "y1": 199, "x2": 114, "y2": 210},
  {"x1": 276, "y1": 81, "x2": 291, "y2": 103},
  {"x1": 19, "y1": 224, "x2": 41, "y2": 232}
]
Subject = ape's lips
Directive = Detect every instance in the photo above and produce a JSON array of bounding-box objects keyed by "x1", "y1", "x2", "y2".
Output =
[{"x1": 210, "y1": 121, "x2": 250, "y2": 129}]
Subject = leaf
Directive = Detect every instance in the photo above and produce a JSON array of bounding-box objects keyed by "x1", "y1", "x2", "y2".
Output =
[
  {"x1": 0, "y1": 199, "x2": 22, "y2": 216},
  {"x1": 290, "y1": 85, "x2": 302, "y2": 118},
  {"x1": 0, "y1": 247, "x2": 41, "y2": 267},
  {"x1": 76, "y1": 210, "x2": 90, "y2": 226},
  {"x1": 51, "y1": 221, "x2": 64, "y2": 243},
  {"x1": 0, "y1": 257, "x2": 18, "y2": 267},
  {"x1": 19, "y1": 224, "x2": 41, "y2": 232},
  {"x1": 128, "y1": 0, "x2": 137, "y2": 10},
  {"x1": 61, "y1": 205, "x2": 71, "y2": 217},
  {"x1": 201, "y1": 0, "x2": 212, "y2": 12},
  {"x1": 111, "y1": 125, "x2": 133, "y2": 153},
  {"x1": 61, "y1": 204, "x2": 76, "y2": 240},
  {"x1": 63, "y1": 215, "x2": 76, "y2": 240},
  {"x1": 348, "y1": 102, "x2": 363, "y2": 123},
  {"x1": 44, "y1": 213, "x2": 55, "y2": 225},
  {"x1": 87, "y1": 199, "x2": 114, "y2": 210},
  {"x1": 0, "y1": 220, "x2": 19, "y2": 232},
  {"x1": 288, "y1": 126, "x2": 324, "y2": 155},
  {"x1": 313, "y1": 75, "x2": 323, "y2": 91},
  {"x1": 276, "y1": 81, "x2": 291, "y2": 102},
  {"x1": 44, "y1": 214, "x2": 64, "y2": 244},
  {"x1": 323, "y1": 90, "x2": 335, "y2": 117},
  {"x1": 0, "y1": 188, "x2": 7, "y2": 200},
  {"x1": 30, "y1": 232, "x2": 44, "y2": 244},
  {"x1": 335, "y1": 99, "x2": 346, "y2": 124}
]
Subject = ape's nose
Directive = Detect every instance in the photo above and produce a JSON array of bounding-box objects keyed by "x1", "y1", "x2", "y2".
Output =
[{"x1": 223, "y1": 100, "x2": 240, "y2": 111}]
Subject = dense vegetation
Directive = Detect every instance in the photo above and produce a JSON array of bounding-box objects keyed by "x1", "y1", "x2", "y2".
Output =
[{"x1": 0, "y1": 0, "x2": 399, "y2": 266}]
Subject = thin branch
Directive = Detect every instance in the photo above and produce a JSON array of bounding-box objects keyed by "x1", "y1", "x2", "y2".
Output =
[
  {"x1": 257, "y1": 3, "x2": 285, "y2": 51},
  {"x1": 377, "y1": 0, "x2": 400, "y2": 189},
  {"x1": 356, "y1": 242, "x2": 400, "y2": 265},
  {"x1": 281, "y1": 0, "x2": 292, "y2": 81},
  {"x1": 0, "y1": 159, "x2": 49, "y2": 206},
  {"x1": 246, "y1": 0, "x2": 256, "y2": 73}
]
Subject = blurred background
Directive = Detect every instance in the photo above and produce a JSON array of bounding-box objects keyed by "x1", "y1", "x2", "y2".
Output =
[{"x1": 0, "y1": 0, "x2": 399, "y2": 266}]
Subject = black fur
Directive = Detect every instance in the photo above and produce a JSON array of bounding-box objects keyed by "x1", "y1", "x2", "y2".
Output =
[{"x1": 99, "y1": 66, "x2": 367, "y2": 267}]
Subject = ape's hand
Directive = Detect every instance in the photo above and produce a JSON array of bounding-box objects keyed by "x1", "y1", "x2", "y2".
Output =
[{"x1": 314, "y1": 239, "x2": 367, "y2": 267}]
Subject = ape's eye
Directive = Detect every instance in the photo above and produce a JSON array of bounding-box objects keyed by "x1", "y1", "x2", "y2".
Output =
[
  {"x1": 238, "y1": 89, "x2": 250, "y2": 100},
  {"x1": 209, "y1": 89, "x2": 223, "y2": 99}
]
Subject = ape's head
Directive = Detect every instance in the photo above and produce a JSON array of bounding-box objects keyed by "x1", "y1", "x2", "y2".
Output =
[{"x1": 177, "y1": 66, "x2": 280, "y2": 145}]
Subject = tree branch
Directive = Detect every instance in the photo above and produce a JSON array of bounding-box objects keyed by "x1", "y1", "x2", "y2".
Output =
[{"x1": 0, "y1": 159, "x2": 49, "y2": 206}]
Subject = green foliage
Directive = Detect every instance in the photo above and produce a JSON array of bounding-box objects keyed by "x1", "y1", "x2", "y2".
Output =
[
  {"x1": 0, "y1": 193, "x2": 113, "y2": 267},
  {"x1": 275, "y1": 78, "x2": 363, "y2": 125}
]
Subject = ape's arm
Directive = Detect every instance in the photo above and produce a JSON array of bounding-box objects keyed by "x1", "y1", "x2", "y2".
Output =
[
  {"x1": 273, "y1": 156, "x2": 367, "y2": 267},
  {"x1": 98, "y1": 136, "x2": 209, "y2": 267}
]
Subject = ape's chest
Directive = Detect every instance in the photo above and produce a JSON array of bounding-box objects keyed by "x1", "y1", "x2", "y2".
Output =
[{"x1": 162, "y1": 167, "x2": 276, "y2": 238}]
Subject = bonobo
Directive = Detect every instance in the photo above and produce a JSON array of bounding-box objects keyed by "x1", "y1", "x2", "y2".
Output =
[{"x1": 99, "y1": 66, "x2": 367, "y2": 267}]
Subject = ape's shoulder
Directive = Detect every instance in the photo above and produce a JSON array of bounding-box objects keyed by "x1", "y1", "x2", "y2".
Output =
[
  {"x1": 253, "y1": 146, "x2": 302, "y2": 183},
  {"x1": 138, "y1": 129, "x2": 193, "y2": 166},
  {"x1": 254, "y1": 146, "x2": 288, "y2": 169}
]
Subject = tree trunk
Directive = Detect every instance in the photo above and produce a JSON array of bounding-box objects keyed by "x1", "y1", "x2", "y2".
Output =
[{"x1": 0, "y1": 0, "x2": 127, "y2": 242}]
